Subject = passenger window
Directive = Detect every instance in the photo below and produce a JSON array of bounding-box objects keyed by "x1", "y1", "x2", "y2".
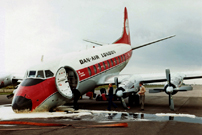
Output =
[
  {"x1": 110, "y1": 59, "x2": 114, "y2": 66},
  {"x1": 123, "y1": 55, "x2": 126, "y2": 61},
  {"x1": 93, "y1": 65, "x2": 97, "y2": 74},
  {"x1": 37, "y1": 70, "x2": 44, "y2": 78},
  {"x1": 118, "y1": 57, "x2": 120, "y2": 63},
  {"x1": 107, "y1": 61, "x2": 110, "y2": 68},
  {"x1": 98, "y1": 64, "x2": 101, "y2": 72},
  {"x1": 88, "y1": 67, "x2": 92, "y2": 76},
  {"x1": 103, "y1": 62, "x2": 106, "y2": 69},
  {"x1": 28, "y1": 71, "x2": 36, "y2": 77},
  {"x1": 114, "y1": 58, "x2": 117, "y2": 65},
  {"x1": 45, "y1": 70, "x2": 54, "y2": 78},
  {"x1": 121, "y1": 56, "x2": 123, "y2": 62}
]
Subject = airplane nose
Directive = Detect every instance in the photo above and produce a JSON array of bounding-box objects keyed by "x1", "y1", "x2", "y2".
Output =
[{"x1": 12, "y1": 96, "x2": 32, "y2": 112}]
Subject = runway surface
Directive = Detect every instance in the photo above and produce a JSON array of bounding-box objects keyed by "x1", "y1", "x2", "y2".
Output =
[{"x1": 0, "y1": 85, "x2": 202, "y2": 135}]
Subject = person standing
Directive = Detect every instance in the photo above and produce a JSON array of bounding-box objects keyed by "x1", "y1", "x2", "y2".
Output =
[
  {"x1": 107, "y1": 83, "x2": 117, "y2": 111},
  {"x1": 72, "y1": 89, "x2": 80, "y2": 110},
  {"x1": 138, "y1": 82, "x2": 146, "y2": 111}
]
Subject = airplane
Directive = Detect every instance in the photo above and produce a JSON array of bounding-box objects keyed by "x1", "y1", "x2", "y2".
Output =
[
  {"x1": 0, "y1": 56, "x2": 45, "y2": 89},
  {"x1": 0, "y1": 72, "x2": 21, "y2": 88},
  {"x1": 10, "y1": 7, "x2": 202, "y2": 112}
]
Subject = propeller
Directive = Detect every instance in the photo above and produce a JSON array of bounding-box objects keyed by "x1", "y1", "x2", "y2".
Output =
[
  {"x1": 149, "y1": 69, "x2": 193, "y2": 111},
  {"x1": 149, "y1": 89, "x2": 164, "y2": 93},
  {"x1": 166, "y1": 69, "x2": 171, "y2": 85},
  {"x1": 165, "y1": 69, "x2": 175, "y2": 111},
  {"x1": 169, "y1": 93, "x2": 174, "y2": 111},
  {"x1": 114, "y1": 77, "x2": 129, "y2": 109},
  {"x1": 174, "y1": 86, "x2": 193, "y2": 91}
]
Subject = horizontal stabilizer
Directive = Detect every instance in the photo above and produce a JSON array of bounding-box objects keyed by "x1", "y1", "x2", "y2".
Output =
[
  {"x1": 149, "y1": 89, "x2": 164, "y2": 93},
  {"x1": 174, "y1": 86, "x2": 193, "y2": 91},
  {"x1": 132, "y1": 35, "x2": 175, "y2": 50}
]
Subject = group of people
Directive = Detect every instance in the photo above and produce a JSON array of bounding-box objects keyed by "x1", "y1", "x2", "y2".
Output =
[
  {"x1": 73, "y1": 82, "x2": 146, "y2": 111},
  {"x1": 107, "y1": 82, "x2": 146, "y2": 111}
]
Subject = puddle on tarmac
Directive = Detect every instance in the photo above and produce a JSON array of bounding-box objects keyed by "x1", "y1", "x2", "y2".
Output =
[
  {"x1": 0, "y1": 105, "x2": 202, "y2": 125},
  {"x1": 76, "y1": 112, "x2": 202, "y2": 125}
]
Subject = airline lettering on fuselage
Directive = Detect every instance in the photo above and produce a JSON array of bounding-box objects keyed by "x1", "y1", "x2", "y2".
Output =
[
  {"x1": 79, "y1": 55, "x2": 100, "y2": 64},
  {"x1": 101, "y1": 50, "x2": 116, "y2": 58},
  {"x1": 79, "y1": 50, "x2": 116, "y2": 65}
]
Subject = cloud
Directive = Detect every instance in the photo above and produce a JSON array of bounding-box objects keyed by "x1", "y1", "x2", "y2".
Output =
[{"x1": 0, "y1": 0, "x2": 202, "y2": 83}]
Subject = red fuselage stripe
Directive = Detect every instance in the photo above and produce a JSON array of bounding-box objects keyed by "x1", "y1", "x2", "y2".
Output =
[
  {"x1": 14, "y1": 50, "x2": 132, "y2": 111},
  {"x1": 77, "y1": 50, "x2": 132, "y2": 81}
]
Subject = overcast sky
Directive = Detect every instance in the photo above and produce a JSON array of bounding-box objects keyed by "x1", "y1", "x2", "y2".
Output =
[{"x1": 0, "y1": 0, "x2": 202, "y2": 83}]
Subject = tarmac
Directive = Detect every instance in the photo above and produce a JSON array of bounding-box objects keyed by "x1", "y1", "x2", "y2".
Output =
[{"x1": 0, "y1": 85, "x2": 202, "y2": 135}]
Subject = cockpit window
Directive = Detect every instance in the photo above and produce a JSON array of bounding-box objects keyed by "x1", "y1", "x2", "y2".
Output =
[
  {"x1": 37, "y1": 70, "x2": 44, "y2": 78},
  {"x1": 45, "y1": 70, "x2": 54, "y2": 78},
  {"x1": 28, "y1": 71, "x2": 36, "y2": 77}
]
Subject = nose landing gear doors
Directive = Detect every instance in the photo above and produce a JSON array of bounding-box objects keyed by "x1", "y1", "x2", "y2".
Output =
[{"x1": 55, "y1": 67, "x2": 73, "y2": 99}]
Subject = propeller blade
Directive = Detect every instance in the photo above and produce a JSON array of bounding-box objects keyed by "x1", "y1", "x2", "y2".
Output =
[
  {"x1": 174, "y1": 86, "x2": 193, "y2": 91},
  {"x1": 114, "y1": 77, "x2": 119, "y2": 88},
  {"x1": 149, "y1": 89, "x2": 164, "y2": 93},
  {"x1": 165, "y1": 69, "x2": 171, "y2": 86},
  {"x1": 169, "y1": 93, "x2": 174, "y2": 111},
  {"x1": 120, "y1": 97, "x2": 129, "y2": 109}
]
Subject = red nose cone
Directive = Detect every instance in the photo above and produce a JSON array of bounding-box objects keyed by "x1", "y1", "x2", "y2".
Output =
[{"x1": 12, "y1": 78, "x2": 57, "y2": 112}]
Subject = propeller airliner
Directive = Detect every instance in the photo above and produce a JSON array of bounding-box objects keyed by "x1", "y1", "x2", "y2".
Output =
[{"x1": 1, "y1": 7, "x2": 202, "y2": 112}]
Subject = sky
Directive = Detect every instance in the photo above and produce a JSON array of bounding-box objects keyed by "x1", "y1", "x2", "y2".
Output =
[{"x1": 0, "y1": 0, "x2": 202, "y2": 83}]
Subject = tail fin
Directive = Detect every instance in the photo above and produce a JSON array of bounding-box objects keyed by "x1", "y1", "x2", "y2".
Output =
[{"x1": 114, "y1": 7, "x2": 131, "y2": 45}]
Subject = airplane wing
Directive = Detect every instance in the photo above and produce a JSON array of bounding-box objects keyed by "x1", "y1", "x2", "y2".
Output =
[
  {"x1": 99, "y1": 70, "x2": 202, "y2": 85},
  {"x1": 97, "y1": 69, "x2": 202, "y2": 111}
]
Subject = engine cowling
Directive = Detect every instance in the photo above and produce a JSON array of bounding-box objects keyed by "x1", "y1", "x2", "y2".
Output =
[{"x1": 0, "y1": 75, "x2": 13, "y2": 88}]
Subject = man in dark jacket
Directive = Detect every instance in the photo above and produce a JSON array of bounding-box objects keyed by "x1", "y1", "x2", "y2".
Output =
[
  {"x1": 72, "y1": 89, "x2": 80, "y2": 110},
  {"x1": 107, "y1": 83, "x2": 117, "y2": 111}
]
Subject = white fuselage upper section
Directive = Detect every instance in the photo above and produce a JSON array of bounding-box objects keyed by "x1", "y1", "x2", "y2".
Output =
[{"x1": 28, "y1": 43, "x2": 132, "y2": 78}]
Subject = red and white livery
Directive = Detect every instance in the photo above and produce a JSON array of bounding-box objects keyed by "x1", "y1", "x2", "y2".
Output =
[{"x1": 11, "y1": 7, "x2": 202, "y2": 112}]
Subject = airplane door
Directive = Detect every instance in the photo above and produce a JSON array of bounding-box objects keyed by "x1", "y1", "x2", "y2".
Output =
[{"x1": 55, "y1": 67, "x2": 73, "y2": 99}]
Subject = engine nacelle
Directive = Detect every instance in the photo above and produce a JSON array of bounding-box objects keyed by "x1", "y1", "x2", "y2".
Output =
[
  {"x1": 0, "y1": 75, "x2": 13, "y2": 88},
  {"x1": 164, "y1": 73, "x2": 185, "y2": 95},
  {"x1": 116, "y1": 75, "x2": 141, "y2": 96},
  {"x1": 170, "y1": 73, "x2": 184, "y2": 87}
]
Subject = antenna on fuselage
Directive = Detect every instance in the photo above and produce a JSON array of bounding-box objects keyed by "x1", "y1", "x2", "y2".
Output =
[
  {"x1": 41, "y1": 55, "x2": 44, "y2": 62},
  {"x1": 83, "y1": 39, "x2": 107, "y2": 46}
]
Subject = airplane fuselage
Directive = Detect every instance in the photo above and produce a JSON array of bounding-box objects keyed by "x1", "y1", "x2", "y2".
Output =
[{"x1": 12, "y1": 44, "x2": 132, "y2": 112}]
